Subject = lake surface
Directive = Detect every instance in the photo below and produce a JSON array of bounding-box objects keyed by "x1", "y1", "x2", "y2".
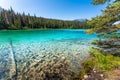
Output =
[
  {"x1": 0, "y1": 29, "x2": 97, "y2": 79},
  {"x1": 0, "y1": 29, "x2": 96, "y2": 44}
]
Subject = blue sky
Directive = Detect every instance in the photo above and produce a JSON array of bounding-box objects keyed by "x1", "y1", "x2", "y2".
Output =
[{"x1": 0, "y1": 0, "x2": 106, "y2": 20}]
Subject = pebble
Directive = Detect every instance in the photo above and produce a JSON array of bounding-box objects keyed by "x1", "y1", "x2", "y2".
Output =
[
  {"x1": 84, "y1": 75, "x2": 88, "y2": 79},
  {"x1": 100, "y1": 74, "x2": 104, "y2": 77},
  {"x1": 0, "y1": 40, "x2": 92, "y2": 79},
  {"x1": 61, "y1": 56, "x2": 66, "y2": 60}
]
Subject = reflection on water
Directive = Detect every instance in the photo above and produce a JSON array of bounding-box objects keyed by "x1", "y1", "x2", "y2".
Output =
[{"x1": 0, "y1": 30, "x2": 97, "y2": 79}]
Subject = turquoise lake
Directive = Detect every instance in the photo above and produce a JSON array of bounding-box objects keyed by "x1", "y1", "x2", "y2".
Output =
[
  {"x1": 0, "y1": 29, "x2": 96, "y2": 44},
  {"x1": 0, "y1": 29, "x2": 97, "y2": 79}
]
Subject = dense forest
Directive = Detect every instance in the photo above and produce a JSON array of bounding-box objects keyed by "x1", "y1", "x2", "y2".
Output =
[{"x1": 0, "y1": 8, "x2": 91, "y2": 30}]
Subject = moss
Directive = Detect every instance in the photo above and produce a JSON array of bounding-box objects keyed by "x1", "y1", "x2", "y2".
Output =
[
  {"x1": 72, "y1": 48, "x2": 120, "y2": 79},
  {"x1": 90, "y1": 48, "x2": 120, "y2": 71},
  {"x1": 71, "y1": 56, "x2": 94, "y2": 80},
  {"x1": 71, "y1": 71, "x2": 85, "y2": 80}
]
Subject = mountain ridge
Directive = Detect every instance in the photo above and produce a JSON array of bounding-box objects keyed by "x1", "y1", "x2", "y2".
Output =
[{"x1": 73, "y1": 19, "x2": 87, "y2": 22}]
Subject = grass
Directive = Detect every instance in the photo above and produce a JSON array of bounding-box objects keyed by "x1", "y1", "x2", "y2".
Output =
[
  {"x1": 72, "y1": 48, "x2": 120, "y2": 79},
  {"x1": 89, "y1": 48, "x2": 120, "y2": 71}
]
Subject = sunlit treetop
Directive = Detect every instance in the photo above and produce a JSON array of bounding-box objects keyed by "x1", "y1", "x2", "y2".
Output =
[
  {"x1": 87, "y1": 0, "x2": 120, "y2": 35},
  {"x1": 92, "y1": 0, "x2": 120, "y2": 5},
  {"x1": 92, "y1": 0, "x2": 110, "y2": 5}
]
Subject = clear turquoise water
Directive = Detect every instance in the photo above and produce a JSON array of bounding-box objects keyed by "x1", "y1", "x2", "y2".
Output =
[
  {"x1": 0, "y1": 29, "x2": 97, "y2": 79},
  {"x1": 0, "y1": 29, "x2": 96, "y2": 44}
]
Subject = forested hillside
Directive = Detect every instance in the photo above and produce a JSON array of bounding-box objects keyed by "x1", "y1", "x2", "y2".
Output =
[{"x1": 0, "y1": 8, "x2": 91, "y2": 30}]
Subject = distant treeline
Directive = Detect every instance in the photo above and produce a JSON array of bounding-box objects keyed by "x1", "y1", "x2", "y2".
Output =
[{"x1": 0, "y1": 8, "x2": 92, "y2": 30}]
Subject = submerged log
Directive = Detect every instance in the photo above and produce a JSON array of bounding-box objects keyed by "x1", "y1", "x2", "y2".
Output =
[{"x1": 9, "y1": 40, "x2": 17, "y2": 79}]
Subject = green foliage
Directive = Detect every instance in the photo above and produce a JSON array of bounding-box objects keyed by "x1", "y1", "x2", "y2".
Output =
[
  {"x1": 92, "y1": 0, "x2": 120, "y2": 5},
  {"x1": 87, "y1": 1, "x2": 120, "y2": 35},
  {"x1": 0, "y1": 8, "x2": 91, "y2": 30},
  {"x1": 102, "y1": 32, "x2": 120, "y2": 38},
  {"x1": 92, "y1": 0, "x2": 110, "y2": 5}
]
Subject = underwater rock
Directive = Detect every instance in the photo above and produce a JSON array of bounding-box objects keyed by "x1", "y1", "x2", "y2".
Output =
[{"x1": 0, "y1": 40, "x2": 92, "y2": 79}]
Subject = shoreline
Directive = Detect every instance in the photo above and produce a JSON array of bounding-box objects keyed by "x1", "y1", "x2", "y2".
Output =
[{"x1": 0, "y1": 28, "x2": 89, "y2": 31}]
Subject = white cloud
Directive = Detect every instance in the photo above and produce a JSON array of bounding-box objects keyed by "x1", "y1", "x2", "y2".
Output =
[{"x1": 0, "y1": 0, "x2": 16, "y2": 9}]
